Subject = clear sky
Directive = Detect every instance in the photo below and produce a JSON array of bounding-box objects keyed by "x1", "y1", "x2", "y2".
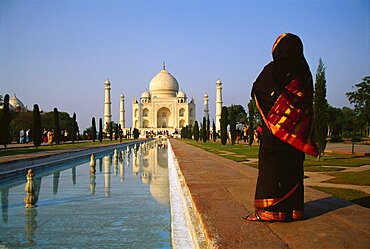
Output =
[{"x1": 1, "y1": 0, "x2": 369, "y2": 131}]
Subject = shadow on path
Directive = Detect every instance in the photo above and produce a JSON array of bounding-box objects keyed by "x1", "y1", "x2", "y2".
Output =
[{"x1": 304, "y1": 196, "x2": 353, "y2": 219}]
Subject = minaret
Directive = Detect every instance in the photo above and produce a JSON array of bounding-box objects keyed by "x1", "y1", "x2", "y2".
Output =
[
  {"x1": 203, "y1": 93, "x2": 209, "y2": 122},
  {"x1": 104, "y1": 79, "x2": 112, "y2": 131},
  {"x1": 119, "y1": 94, "x2": 125, "y2": 129},
  {"x1": 215, "y1": 79, "x2": 223, "y2": 132}
]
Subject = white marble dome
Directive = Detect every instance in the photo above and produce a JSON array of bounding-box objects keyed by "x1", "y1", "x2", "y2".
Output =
[
  {"x1": 141, "y1": 90, "x2": 151, "y2": 99},
  {"x1": 149, "y1": 67, "x2": 179, "y2": 98},
  {"x1": 177, "y1": 90, "x2": 186, "y2": 98},
  {"x1": 9, "y1": 95, "x2": 26, "y2": 111}
]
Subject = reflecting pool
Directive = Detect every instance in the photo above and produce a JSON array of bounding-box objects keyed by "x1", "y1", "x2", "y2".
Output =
[{"x1": 0, "y1": 140, "x2": 171, "y2": 248}]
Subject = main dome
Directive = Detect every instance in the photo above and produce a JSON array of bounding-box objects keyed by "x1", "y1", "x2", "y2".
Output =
[{"x1": 149, "y1": 66, "x2": 179, "y2": 98}]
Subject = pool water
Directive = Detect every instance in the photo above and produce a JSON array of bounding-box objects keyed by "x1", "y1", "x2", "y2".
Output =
[{"x1": 0, "y1": 140, "x2": 171, "y2": 248}]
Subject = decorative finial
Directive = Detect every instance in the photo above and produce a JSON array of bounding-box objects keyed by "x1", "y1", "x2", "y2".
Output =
[
  {"x1": 163, "y1": 61, "x2": 166, "y2": 70},
  {"x1": 24, "y1": 169, "x2": 37, "y2": 208}
]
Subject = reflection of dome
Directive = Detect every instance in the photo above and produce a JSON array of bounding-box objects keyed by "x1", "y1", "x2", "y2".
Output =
[
  {"x1": 9, "y1": 95, "x2": 26, "y2": 112},
  {"x1": 149, "y1": 65, "x2": 179, "y2": 98},
  {"x1": 141, "y1": 90, "x2": 151, "y2": 99},
  {"x1": 177, "y1": 90, "x2": 186, "y2": 98}
]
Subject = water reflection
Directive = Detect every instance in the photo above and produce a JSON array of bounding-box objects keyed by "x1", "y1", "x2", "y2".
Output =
[
  {"x1": 0, "y1": 139, "x2": 171, "y2": 248},
  {"x1": 72, "y1": 166, "x2": 76, "y2": 185},
  {"x1": 24, "y1": 208, "x2": 37, "y2": 244},
  {"x1": 1, "y1": 188, "x2": 8, "y2": 223},
  {"x1": 89, "y1": 174, "x2": 96, "y2": 195},
  {"x1": 104, "y1": 155, "x2": 111, "y2": 197},
  {"x1": 53, "y1": 172, "x2": 60, "y2": 195}
]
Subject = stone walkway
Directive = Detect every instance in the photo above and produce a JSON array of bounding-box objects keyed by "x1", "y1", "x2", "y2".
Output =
[{"x1": 169, "y1": 139, "x2": 370, "y2": 249}]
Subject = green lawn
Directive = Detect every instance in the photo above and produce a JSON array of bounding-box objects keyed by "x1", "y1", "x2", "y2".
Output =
[
  {"x1": 181, "y1": 139, "x2": 370, "y2": 208},
  {"x1": 326, "y1": 170, "x2": 370, "y2": 186}
]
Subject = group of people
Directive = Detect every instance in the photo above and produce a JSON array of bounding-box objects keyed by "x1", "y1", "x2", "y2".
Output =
[{"x1": 19, "y1": 128, "x2": 32, "y2": 144}]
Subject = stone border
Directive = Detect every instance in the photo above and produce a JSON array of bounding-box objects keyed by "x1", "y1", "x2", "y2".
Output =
[{"x1": 168, "y1": 140, "x2": 207, "y2": 249}]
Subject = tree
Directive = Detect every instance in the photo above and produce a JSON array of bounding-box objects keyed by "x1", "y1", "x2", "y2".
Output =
[
  {"x1": 91, "y1": 117, "x2": 97, "y2": 142},
  {"x1": 187, "y1": 125, "x2": 192, "y2": 139},
  {"x1": 114, "y1": 123, "x2": 119, "y2": 140},
  {"x1": 193, "y1": 121, "x2": 199, "y2": 141},
  {"x1": 314, "y1": 58, "x2": 328, "y2": 158},
  {"x1": 341, "y1": 107, "x2": 358, "y2": 137},
  {"x1": 133, "y1": 128, "x2": 139, "y2": 139},
  {"x1": 346, "y1": 76, "x2": 370, "y2": 137},
  {"x1": 212, "y1": 120, "x2": 216, "y2": 142},
  {"x1": 108, "y1": 122, "x2": 113, "y2": 141},
  {"x1": 118, "y1": 124, "x2": 123, "y2": 142},
  {"x1": 227, "y1": 104, "x2": 247, "y2": 124},
  {"x1": 202, "y1": 117, "x2": 207, "y2": 142},
  {"x1": 207, "y1": 117, "x2": 210, "y2": 141},
  {"x1": 229, "y1": 106, "x2": 237, "y2": 145},
  {"x1": 53, "y1": 108, "x2": 61, "y2": 145},
  {"x1": 98, "y1": 118, "x2": 103, "y2": 143},
  {"x1": 71, "y1": 113, "x2": 77, "y2": 144},
  {"x1": 327, "y1": 105, "x2": 343, "y2": 139},
  {"x1": 32, "y1": 104, "x2": 42, "y2": 148},
  {"x1": 0, "y1": 94, "x2": 11, "y2": 149},
  {"x1": 220, "y1": 106, "x2": 228, "y2": 145},
  {"x1": 247, "y1": 99, "x2": 256, "y2": 147}
]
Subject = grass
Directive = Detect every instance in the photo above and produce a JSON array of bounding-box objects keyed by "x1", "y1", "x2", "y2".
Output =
[
  {"x1": 0, "y1": 140, "x2": 129, "y2": 157},
  {"x1": 183, "y1": 140, "x2": 260, "y2": 157},
  {"x1": 303, "y1": 166, "x2": 344, "y2": 172},
  {"x1": 325, "y1": 170, "x2": 370, "y2": 186},
  {"x1": 304, "y1": 153, "x2": 369, "y2": 167},
  {"x1": 311, "y1": 186, "x2": 370, "y2": 208}
]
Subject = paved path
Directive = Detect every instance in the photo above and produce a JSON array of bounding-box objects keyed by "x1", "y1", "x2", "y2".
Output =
[
  {"x1": 169, "y1": 139, "x2": 370, "y2": 249},
  {"x1": 325, "y1": 142, "x2": 370, "y2": 155}
]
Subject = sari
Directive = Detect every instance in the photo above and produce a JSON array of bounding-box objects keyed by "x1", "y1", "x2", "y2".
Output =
[{"x1": 250, "y1": 33, "x2": 318, "y2": 222}]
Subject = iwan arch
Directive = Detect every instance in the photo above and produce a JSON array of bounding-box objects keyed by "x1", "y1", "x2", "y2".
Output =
[{"x1": 132, "y1": 63, "x2": 196, "y2": 134}]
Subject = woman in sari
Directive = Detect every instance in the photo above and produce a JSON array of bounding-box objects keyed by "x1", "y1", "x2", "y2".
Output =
[{"x1": 245, "y1": 33, "x2": 318, "y2": 222}]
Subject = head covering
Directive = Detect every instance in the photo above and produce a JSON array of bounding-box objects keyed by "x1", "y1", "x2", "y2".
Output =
[{"x1": 271, "y1": 33, "x2": 310, "y2": 83}]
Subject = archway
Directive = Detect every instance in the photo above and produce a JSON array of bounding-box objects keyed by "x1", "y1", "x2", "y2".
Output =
[
  {"x1": 179, "y1": 108, "x2": 185, "y2": 117},
  {"x1": 143, "y1": 119, "x2": 149, "y2": 128},
  {"x1": 143, "y1": 108, "x2": 149, "y2": 117},
  {"x1": 157, "y1": 107, "x2": 171, "y2": 128},
  {"x1": 179, "y1": 119, "x2": 185, "y2": 128}
]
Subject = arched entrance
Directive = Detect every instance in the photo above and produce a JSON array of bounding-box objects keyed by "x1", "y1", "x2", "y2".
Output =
[{"x1": 157, "y1": 107, "x2": 171, "y2": 128}]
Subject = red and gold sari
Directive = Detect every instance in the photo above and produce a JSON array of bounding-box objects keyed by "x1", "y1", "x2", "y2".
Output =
[{"x1": 249, "y1": 33, "x2": 318, "y2": 222}]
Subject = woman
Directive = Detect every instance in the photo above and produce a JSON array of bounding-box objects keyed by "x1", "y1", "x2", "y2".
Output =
[{"x1": 245, "y1": 33, "x2": 318, "y2": 222}]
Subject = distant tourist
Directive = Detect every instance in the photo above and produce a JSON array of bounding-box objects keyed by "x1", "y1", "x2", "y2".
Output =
[
  {"x1": 26, "y1": 128, "x2": 31, "y2": 143},
  {"x1": 244, "y1": 33, "x2": 318, "y2": 222},
  {"x1": 19, "y1": 129, "x2": 25, "y2": 144}
]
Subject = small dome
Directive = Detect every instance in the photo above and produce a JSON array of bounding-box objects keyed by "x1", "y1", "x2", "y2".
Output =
[
  {"x1": 204, "y1": 93, "x2": 208, "y2": 97},
  {"x1": 9, "y1": 95, "x2": 26, "y2": 111},
  {"x1": 141, "y1": 90, "x2": 151, "y2": 99},
  {"x1": 149, "y1": 66, "x2": 179, "y2": 98},
  {"x1": 177, "y1": 90, "x2": 186, "y2": 98},
  {"x1": 105, "y1": 79, "x2": 110, "y2": 85}
]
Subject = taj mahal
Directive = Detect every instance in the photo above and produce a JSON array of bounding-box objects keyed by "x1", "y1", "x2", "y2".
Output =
[{"x1": 103, "y1": 63, "x2": 223, "y2": 136}]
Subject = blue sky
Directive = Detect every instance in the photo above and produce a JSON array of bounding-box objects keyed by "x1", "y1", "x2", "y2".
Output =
[{"x1": 0, "y1": 0, "x2": 369, "y2": 131}]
